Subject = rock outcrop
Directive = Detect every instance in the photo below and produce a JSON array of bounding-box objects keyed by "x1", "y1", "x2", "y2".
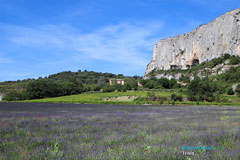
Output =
[
  {"x1": 0, "y1": 93, "x2": 4, "y2": 101},
  {"x1": 145, "y1": 8, "x2": 240, "y2": 75}
]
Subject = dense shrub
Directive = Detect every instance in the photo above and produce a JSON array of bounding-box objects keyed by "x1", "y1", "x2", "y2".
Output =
[
  {"x1": 179, "y1": 75, "x2": 190, "y2": 83},
  {"x1": 236, "y1": 84, "x2": 240, "y2": 96},
  {"x1": 171, "y1": 93, "x2": 183, "y2": 101},
  {"x1": 229, "y1": 56, "x2": 240, "y2": 65},
  {"x1": 217, "y1": 66, "x2": 240, "y2": 83},
  {"x1": 169, "y1": 79, "x2": 180, "y2": 89},
  {"x1": 124, "y1": 79, "x2": 138, "y2": 90},
  {"x1": 3, "y1": 91, "x2": 23, "y2": 101},
  {"x1": 3, "y1": 79, "x2": 85, "y2": 101},
  {"x1": 227, "y1": 87, "x2": 234, "y2": 95},
  {"x1": 145, "y1": 80, "x2": 158, "y2": 89},
  {"x1": 223, "y1": 53, "x2": 231, "y2": 60},
  {"x1": 187, "y1": 78, "x2": 219, "y2": 102},
  {"x1": 102, "y1": 85, "x2": 115, "y2": 93},
  {"x1": 26, "y1": 80, "x2": 61, "y2": 99},
  {"x1": 157, "y1": 78, "x2": 170, "y2": 89},
  {"x1": 147, "y1": 92, "x2": 156, "y2": 98},
  {"x1": 206, "y1": 57, "x2": 225, "y2": 68},
  {"x1": 141, "y1": 78, "x2": 179, "y2": 89},
  {"x1": 91, "y1": 84, "x2": 101, "y2": 91}
]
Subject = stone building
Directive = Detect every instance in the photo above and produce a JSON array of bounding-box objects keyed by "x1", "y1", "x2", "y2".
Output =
[{"x1": 109, "y1": 79, "x2": 125, "y2": 85}]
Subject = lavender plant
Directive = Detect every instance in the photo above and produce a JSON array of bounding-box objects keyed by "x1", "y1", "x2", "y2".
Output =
[{"x1": 0, "y1": 102, "x2": 239, "y2": 159}]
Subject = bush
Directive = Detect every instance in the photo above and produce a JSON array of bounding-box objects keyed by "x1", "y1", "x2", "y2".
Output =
[
  {"x1": 171, "y1": 93, "x2": 183, "y2": 101},
  {"x1": 236, "y1": 84, "x2": 240, "y2": 96},
  {"x1": 157, "y1": 78, "x2": 169, "y2": 89},
  {"x1": 217, "y1": 66, "x2": 240, "y2": 83},
  {"x1": 3, "y1": 91, "x2": 30, "y2": 101},
  {"x1": 3, "y1": 91, "x2": 22, "y2": 101},
  {"x1": 91, "y1": 84, "x2": 101, "y2": 91},
  {"x1": 227, "y1": 87, "x2": 234, "y2": 95},
  {"x1": 147, "y1": 92, "x2": 156, "y2": 98},
  {"x1": 229, "y1": 56, "x2": 240, "y2": 65},
  {"x1": 207, "y1": 57, "x2": 225, "y2": 68},
  {"x1": 169, "y1": 79, "x2": 177, "y2": 89},
  {"x1": 187, "y1": 78, "x2": 219, "y2": 102},
  {"x1": 179, "y1": 75, "x2": 190, "y2": 83},
  {"x1": 113, "y1": 84, "x2": 123, "y2": 92},
  {"x1": 102, "y1": 85, "x2": 115, "y2": 93},
  {"x1": 124, "y1": 79, "x2": 138, "y2": 90},
  {"x1": 223, "y1": 53, "x2": 230, "y2": 60},
  {"x1": 145, "y1": 80, "x2": 158, "y2": 89}
]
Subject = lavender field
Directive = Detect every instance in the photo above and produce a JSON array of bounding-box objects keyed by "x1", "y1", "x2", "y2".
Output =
[{"x1": 0, "y1": 103, "x2": 239, "y2": 159}]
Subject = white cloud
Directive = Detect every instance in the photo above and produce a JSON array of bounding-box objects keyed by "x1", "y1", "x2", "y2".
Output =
[
  {"x1": 73, "y1": 22, "x2": 163, "y2": 66},
  {"x1": 2, "y1": 21, "x2": 164, "y2": 68}
]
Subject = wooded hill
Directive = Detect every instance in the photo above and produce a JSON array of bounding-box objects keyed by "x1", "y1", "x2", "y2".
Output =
[{"x1": 0, "y1": 70, "x2": 140, "y2": 101}]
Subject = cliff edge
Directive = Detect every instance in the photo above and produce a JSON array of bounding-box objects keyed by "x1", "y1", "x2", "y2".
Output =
[{"x1": 145, "y1": 8, "x2": 240, "y2": 75}]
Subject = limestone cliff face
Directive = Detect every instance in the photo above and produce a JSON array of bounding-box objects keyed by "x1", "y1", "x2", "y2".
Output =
[
  {"x1": 145, "y1": 8, "x2": 240, "y2": 75},
  {"x1": 0, "y1": 93, "x2": 4, "y2": 101}
]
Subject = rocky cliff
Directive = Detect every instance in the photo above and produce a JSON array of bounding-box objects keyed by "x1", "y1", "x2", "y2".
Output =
[
  {"x1": 145, "y1": 8, "x2": 240, "y2": 75},
  {"x1": 0, "y1": 93, "x2": 4, "y2": 101}
]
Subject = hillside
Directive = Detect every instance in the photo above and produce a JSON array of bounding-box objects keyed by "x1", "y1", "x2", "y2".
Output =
[
  {"x1": 141, "y1": 54, "x2": 240, "y2": 103},
  {"x1": 145, "y1": 54, "x2": 240, "y2": 85},
  {"x1": 2, "y1": 55, "x2": 240, "y2": 104},
  {"x1": 0, "y1": 70, "x2": 140, "y2": 101}
]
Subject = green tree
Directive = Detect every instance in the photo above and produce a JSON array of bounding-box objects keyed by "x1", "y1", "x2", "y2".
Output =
[
  {"x1": 102, "y1": 85, "x2": 115, "y2": 93},
  {"x1": 91, "y1": 84, "x2": 101, "y2": 91},
  {"x1": 169, "y1": 79, "x2": 178, "y2": 89},
  {"x1": 187, "y1": 78, "x2": 219, "y2": 102},
  {"x1": 171, "y1": 93, "x2": 183, "y2": 101},
  {"x1": 157, "y1": 78, "x2": 169, "y2": 89},
  {"x1": 229, "y1": 56, "x2": 240, "y2": 65},
  {"x1": 3, "y1": 91, "x2": 22, "y2": 101},
  {"x1": 227, "y1": 87, "x2": 234, "y2": 95},
  {"x1": 145, "y1": 80, "x2": 157, "y2": 89},
  {"x1": 97, "y1": 77, "x2": 108, "y2": 88},
  {"x1": 124, "y1": 79, "x2": 138, "y2": 90},
  {"x1": 236, "y1": 84, "x2": 240, "y2": 96}
]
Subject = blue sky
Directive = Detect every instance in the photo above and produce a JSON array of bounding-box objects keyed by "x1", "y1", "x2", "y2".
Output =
[{"x1": 0, "y1": 0, "x2": 240, "y2": 82}]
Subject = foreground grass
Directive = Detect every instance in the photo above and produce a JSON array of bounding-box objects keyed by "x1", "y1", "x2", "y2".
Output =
[
  {"x1": 17, "y1": 91, "x2": 240, "y2": 106},
  {"x1": 0, "y1": 103, "x2": 239, "y2": 160},
  {"x1": 19, "y1": 91, "x2": 174, "y2": 104}
]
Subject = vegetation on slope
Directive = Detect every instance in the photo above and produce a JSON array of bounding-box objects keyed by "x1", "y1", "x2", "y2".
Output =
[
  {"x1": 2, "y1": 54, "x2": 240, "y2": 104},
  {"x1": 1, "y1": 70, "x2": 140, "y2": 101}
]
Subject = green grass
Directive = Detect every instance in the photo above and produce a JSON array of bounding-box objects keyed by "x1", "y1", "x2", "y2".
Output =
[
  {"x1": 14, "y1": 90, "x2": 240, "y2": 106},
  {"x1": 20, "y1": 91, "x2": 175, "y2": 105},
  {"x1": 20, "y1": 91, "x2": 148, "y2": 104}
]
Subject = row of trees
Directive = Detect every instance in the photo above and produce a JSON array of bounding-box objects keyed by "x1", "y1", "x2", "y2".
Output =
[
  {"x1": 186, "y1": 77, "x2": 220, "y2": 102},
  {"x1": 140, "y1": 78, "x2": 181, "y2": 89},
  {"x1": 3, "y1": 79, "x2": 86, "y2": 101},
  {"x1": 3, "y1": 77, "x2": 141, "y2": 101}
]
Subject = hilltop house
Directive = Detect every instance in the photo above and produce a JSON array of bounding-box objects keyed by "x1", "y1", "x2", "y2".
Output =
[{"x1": 109, "y1": 79, "x2": 125, "y2": 86}]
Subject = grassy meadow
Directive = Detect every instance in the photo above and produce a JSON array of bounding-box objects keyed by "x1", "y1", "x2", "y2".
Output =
[
  {"x1": 17, "y1": 90, "x2": 240, "y2": 106},
  {"x1": 19, "y1": 91, "x2": 171, "y2": 104},
  {"x1": 0, "y1": 103, "x2": 239, "y2": 159}
]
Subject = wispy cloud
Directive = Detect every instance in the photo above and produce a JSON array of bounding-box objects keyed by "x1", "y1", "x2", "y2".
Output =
[
  {"x1": 1, "y1": 21, "x2": 163, "y2": 72},
  {"x1": 73, "y1": 22, "x2": 163, "y2": 66}
]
